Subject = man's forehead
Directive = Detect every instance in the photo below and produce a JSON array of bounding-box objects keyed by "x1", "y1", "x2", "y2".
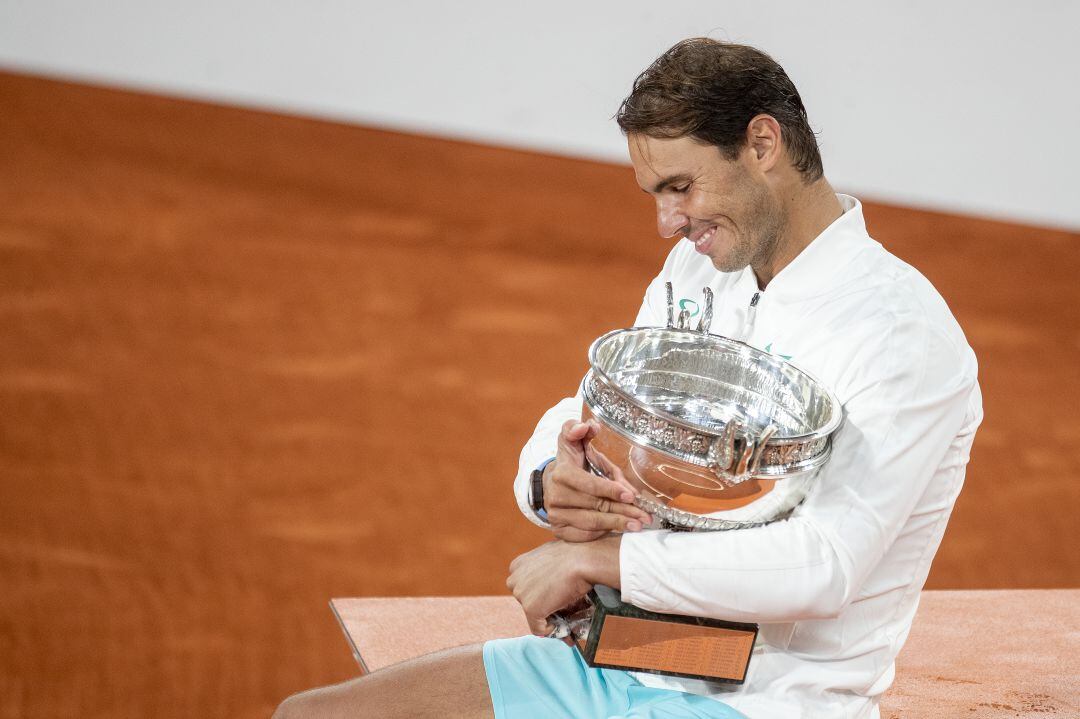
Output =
[
  {"x1": 628, "y1": 133, "x2": 665, "y2": 169},
  {"x1": 628, "y1": 134, "x2": 698, "y2": 190}
]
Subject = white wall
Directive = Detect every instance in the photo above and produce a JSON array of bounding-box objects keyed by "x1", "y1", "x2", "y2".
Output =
[{"x1": 2, "y1": 0, "x2": 1077, "y2": 230}]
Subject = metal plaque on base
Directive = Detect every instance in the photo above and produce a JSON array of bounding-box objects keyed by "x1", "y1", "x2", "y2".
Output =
[{"x1": 571, "y1": 585, "x2": 757, "y2": 684}]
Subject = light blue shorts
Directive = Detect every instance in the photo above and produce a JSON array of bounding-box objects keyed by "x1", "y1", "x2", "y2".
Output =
[{"x1": 482, "y1": 635, "x2": 746, "y2": 719}]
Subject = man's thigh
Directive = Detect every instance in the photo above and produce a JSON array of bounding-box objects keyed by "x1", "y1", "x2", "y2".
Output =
[{"x1": 273, "y1": 643, "x2": 494, "y2": 719}]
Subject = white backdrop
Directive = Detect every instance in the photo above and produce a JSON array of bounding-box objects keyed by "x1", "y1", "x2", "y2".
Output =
[{"x1": 2, "y1": 0, "x2": 1077, "y2": 230}]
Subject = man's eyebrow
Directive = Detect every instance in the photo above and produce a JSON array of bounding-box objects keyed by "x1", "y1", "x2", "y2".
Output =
[{"x1": 642, "y1": 174, "x2": 693, "y2": 194}]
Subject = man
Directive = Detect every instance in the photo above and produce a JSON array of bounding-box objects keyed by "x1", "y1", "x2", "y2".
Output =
[{"x1": 275, "y1": 38, "x2": 981, "y2": 719}]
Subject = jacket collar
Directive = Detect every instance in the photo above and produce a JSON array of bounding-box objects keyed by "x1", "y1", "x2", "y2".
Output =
[{"x1": 738, "y1": 194, "x2": 876, "y2": 302}]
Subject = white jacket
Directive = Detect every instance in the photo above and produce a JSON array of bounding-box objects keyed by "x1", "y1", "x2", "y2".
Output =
[{"x1": 514, "y1": 195, "x2": 983, "y2": 718}]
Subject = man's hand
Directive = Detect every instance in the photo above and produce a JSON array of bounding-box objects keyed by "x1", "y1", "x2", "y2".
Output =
[
  {"x1": 543, "y1": 419, "x2": 652, "y2": 542},
  {"x1": 506, "y1": 535, "x2": 621, "y2": 636}
]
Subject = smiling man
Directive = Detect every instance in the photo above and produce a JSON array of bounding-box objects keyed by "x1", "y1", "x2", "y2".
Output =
[{"x1": 275, "y1": 38, "x2": 982, "y2": 719}]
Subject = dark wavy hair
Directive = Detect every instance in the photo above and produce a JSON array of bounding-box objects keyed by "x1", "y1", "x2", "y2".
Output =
[{"x1": 616, "y1": 38, "x2": 823, "y2": 182}]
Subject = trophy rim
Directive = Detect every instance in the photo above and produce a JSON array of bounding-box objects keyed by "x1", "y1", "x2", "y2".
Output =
[{"x1": 584, "y1": 326, "x2": 844, "y2": 470}]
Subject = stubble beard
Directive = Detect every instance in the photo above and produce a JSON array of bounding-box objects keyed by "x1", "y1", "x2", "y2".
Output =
[{"x1": 709, "y1": 183, "x2": 786, "y2": 276}]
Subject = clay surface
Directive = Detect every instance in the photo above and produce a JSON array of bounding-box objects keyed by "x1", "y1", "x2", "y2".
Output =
[
  {"x1": 1, "y1": 71, "x2": 1078, "y2": 718},
  {"x1": 332, "y1": 591, "x2": 1080, "y2": 717}
]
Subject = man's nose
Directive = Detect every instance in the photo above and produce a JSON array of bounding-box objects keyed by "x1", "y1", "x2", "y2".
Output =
[{"x1": 656, "y1": 197, "x2": 688, "y2": 238}]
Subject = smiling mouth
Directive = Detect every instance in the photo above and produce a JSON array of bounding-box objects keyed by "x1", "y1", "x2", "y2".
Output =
[{"x1": 689, "y1": 225, "x2": 717, "y2": 254}]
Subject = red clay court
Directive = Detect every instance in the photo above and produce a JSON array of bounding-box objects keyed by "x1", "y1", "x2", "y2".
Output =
[{"x1": 1, "y1": 73, "x2": 1078, "y2": 718}]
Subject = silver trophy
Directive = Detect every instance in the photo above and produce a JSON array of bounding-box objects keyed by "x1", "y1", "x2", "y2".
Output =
[
  {"x1": 551, "y1": 283, "x2": 844, "y2": 682},
  {"x1": 583, "y1": 283, "x2": 844, "y2": 530}
]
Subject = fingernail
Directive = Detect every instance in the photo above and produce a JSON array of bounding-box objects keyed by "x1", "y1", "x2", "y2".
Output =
[
  {"x1": 626, "y1": 520, "x2": 642, "y2": 532},
  {"x1": 621, "y1": 492, "x2": 634, "y2": 503}
]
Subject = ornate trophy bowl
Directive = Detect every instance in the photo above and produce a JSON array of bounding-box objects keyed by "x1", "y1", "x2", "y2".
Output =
[{"x1": 582, "y1": 285, "x2": 844, "y2": 530}]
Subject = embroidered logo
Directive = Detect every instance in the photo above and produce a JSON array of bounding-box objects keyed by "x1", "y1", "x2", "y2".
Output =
[{"x1": 678, "y1": 298, "x2": 700, "y2": 318}]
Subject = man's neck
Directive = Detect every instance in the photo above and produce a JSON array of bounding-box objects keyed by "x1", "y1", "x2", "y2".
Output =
[{"x1": 754, "y1": 178, "x2": 843, "y2": 290}]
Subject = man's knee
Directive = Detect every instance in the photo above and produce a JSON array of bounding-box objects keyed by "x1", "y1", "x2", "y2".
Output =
[
  {"x1": 271, "y1": 694, "x2": 296, "y2": 719},
  {"x1": 270, "y1": 644, "x2": 491, "y2": 719},
  {"x1": 272, "y1": 689, "x2": 329, "y2": 719}
]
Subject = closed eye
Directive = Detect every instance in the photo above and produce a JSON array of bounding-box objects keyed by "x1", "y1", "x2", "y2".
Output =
[{"x1": 643, "y1": 175, "x2": 694, "y2": 195}]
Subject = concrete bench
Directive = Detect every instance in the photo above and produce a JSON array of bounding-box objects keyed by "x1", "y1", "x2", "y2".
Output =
[{"x1": 331, "y1": 589, "x2": 1079, "y2": 718}]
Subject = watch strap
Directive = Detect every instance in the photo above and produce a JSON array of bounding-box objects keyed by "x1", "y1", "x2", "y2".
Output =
[{"x1": 530, "y1": 467, "x2": 546, "y2": 512}]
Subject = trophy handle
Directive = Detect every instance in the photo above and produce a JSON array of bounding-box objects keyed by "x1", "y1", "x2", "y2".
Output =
[
  {"x1": 708, "y1": 423, "x2": 779, "y2": 486},
  {"x1": 697, "y1": 287, "x2": 714, "y2": 333},
  {"x1": 546, "y1": 597, "x2": 595, "y2": 643},
  {"x1": 665, "y1": 283, "x2": 714, "y2": 334}
]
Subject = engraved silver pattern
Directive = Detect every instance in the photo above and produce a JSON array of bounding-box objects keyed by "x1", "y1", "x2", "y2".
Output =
[{"x1": 633, "y1": 495, "x2": 772, "y2": 531}]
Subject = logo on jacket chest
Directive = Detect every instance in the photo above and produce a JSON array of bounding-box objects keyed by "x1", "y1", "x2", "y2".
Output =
[
  {"x1": 678, "y1": 298, "x2": 700, "y2": 318},
  {"x1": 677, "y1": 293, "x2": 792, "y2": 361}
]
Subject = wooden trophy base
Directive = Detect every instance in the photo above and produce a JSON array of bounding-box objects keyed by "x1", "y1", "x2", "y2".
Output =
[{"x1": 575, "y1": 585, "x2": 757, "y2": 684}]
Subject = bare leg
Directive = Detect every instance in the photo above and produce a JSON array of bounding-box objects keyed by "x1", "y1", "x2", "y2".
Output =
[{"x1": 273, "y1": 643, "x2": 495, "y2": 719}]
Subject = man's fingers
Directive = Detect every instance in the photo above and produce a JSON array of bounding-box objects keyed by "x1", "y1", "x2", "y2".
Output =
[
  {"x1": 549, "y1": 486, "x2": 651, "y2": 523},
  {"x1": 554, "y1": 507, "x2": 645, "y2": 534},
  {"x1": 549, "y1": 426, "x2": 654, "y2": 527},
  {"x1": 556, "y1": 420, "x2": 604, "y2": 465},
  {"x1": 548, "y1": 471, "x2": 651, "y2": 524},
  {"x1": 583, "y1": 444, "x2": 640, "y2": 503},
  {"x1": 567, "y1": 470, "x2": 638, "y2": 505},
  {"x1": 549, "y1": 481, "x2": 648, "y2": 519},
  {"x1": 529, "y1": 616, "x2": 552, "y2": 637},
  {"x1": 552, "y1": 526, "x2": 607, "y2": 543},
  {"x1": 558, "y1": 420, "x2": 592, "y2": 448},
  {"x1": 584, "y1": 443, "x2": 635, "y2": 491},
  {"x1": 591, "y1": 496, "x2": 651, "y2": 524},
  {"x1": 583, "y1": 418, "x2": 601, "y2": 440}
]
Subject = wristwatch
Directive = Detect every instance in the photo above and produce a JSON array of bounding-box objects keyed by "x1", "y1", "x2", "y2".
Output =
[{"x1": 530, "y1": 466, "x2": 546, "y2": 513}]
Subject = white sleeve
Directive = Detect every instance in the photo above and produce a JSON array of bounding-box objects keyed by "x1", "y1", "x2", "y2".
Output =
[
  {"x1": 619, "y1": 315, "x2": 981, "y2": 623},
  {"x1": 513, "y1": 388, "x2": 584, "y2": 528},
  {"x1": 513, "y1": 250, "x2": 680, "y2": 527}
]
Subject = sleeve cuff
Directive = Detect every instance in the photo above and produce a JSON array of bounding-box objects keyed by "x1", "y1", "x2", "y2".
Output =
[{"x1": 619, "y1": 529, "x2": 674, "y2": 610}]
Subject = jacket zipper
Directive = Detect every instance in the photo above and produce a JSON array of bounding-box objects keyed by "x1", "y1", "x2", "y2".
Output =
[{"x1": 742, "y1": 292, "x2": 761, "y2": 341}]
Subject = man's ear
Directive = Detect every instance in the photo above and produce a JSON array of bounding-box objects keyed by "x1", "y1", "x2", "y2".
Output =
[{"x1": 745, "y1": 114, "x2": 783, "y2": 172}]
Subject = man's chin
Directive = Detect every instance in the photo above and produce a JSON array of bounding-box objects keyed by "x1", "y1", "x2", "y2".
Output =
[{"x1": 709, "y1": 255, "x2": 749, "y2": 274}]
